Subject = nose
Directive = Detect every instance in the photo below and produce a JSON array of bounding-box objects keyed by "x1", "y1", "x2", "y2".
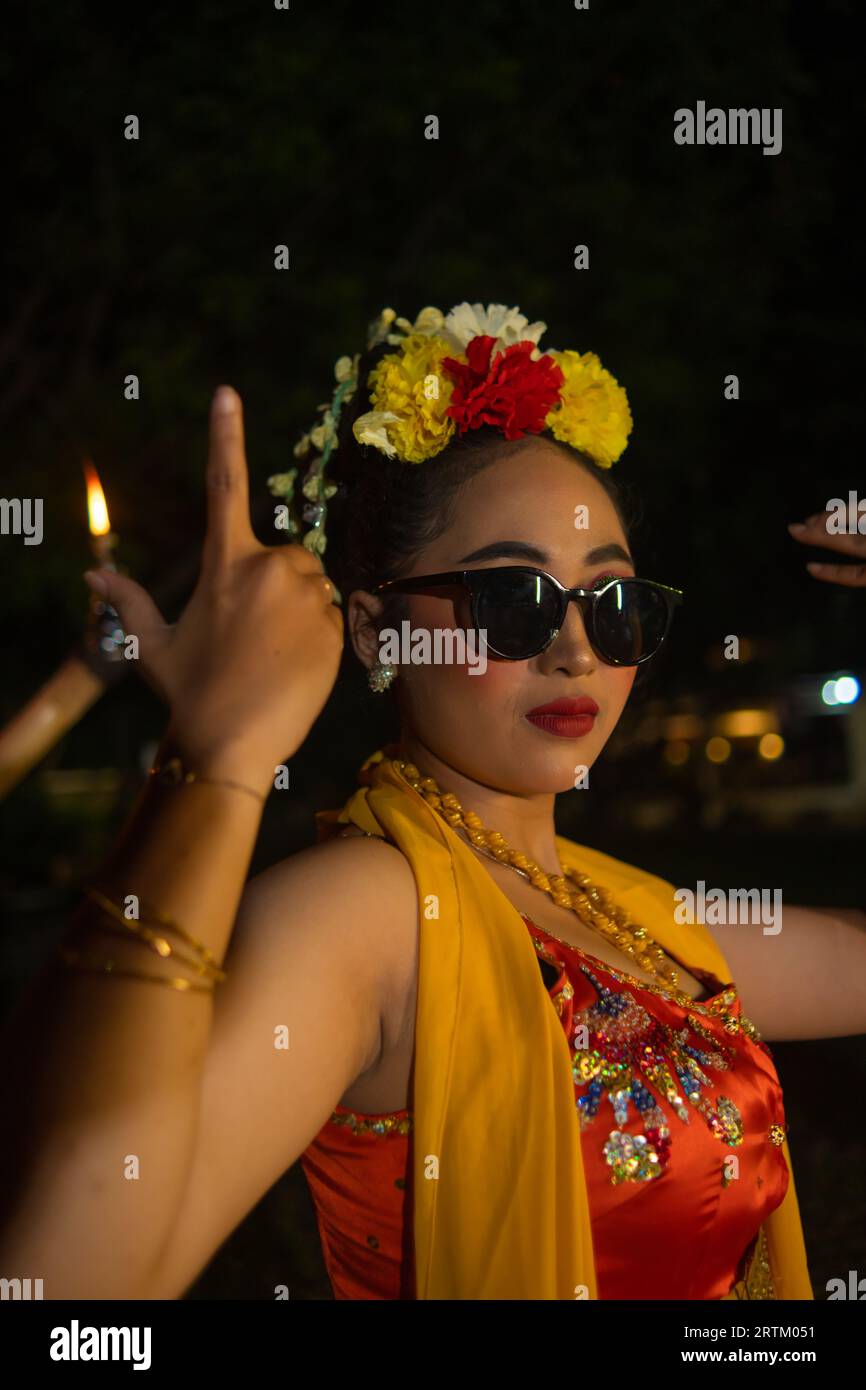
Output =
[{"x1": 534, "y1": 594, "x2": 598, "y2": 676}]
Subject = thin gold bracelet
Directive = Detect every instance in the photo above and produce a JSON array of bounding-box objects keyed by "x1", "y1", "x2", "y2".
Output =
[
  {"x1": 149, "y1": 755, "x2": 266, "y2": 805},
  {"x1": 76, "y1": 907, "x2": 227, "y2": 982},
  {"x1": 59, "y1": 947, "x2": 215, "y2": 993},
  {"x1": 85, "y1": 884, "x2": 225, "y2": 977}
]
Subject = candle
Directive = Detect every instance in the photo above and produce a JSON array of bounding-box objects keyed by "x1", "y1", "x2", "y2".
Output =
[
  {"x1": 83, "y1": 459, "x2": 119, "y2": 568},
  {"x1": 82, "y1": 460, "x2": 124, "y2": 664}
]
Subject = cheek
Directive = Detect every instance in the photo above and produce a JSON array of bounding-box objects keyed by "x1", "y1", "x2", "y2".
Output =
[
  {"x1": 430, "y1": 655, "x2": 525, "y2": 713},
  {"x1": 610, "y1": 666, "x2": 638, "y2": 699},
  {"x1": 403, "y1": 596, "x2": 526, "y2": 710},
  {"x1": 599, "y1": 665, "x2": 637, "y2": 717}
]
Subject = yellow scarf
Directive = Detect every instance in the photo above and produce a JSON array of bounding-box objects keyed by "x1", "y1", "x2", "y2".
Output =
[{"x1": 316, "y1": 747, "x2": 813, "y2": 1300}]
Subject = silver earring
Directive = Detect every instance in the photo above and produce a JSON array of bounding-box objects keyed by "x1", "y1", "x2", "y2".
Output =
[{"x1": 368, "y1": 660, "x2": 398, "y2": 693}]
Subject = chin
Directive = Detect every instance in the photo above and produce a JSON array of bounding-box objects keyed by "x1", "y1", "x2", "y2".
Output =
[{"x1": 519, "y1": 734, "x2": 603, "y2": 793}]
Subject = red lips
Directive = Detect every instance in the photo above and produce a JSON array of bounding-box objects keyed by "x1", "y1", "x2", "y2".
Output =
[
  {"x1": 525, "y1": 696, "x2": 599, "y2": 739},
  {"x1": 526, "y1": 697, "x2": 599, "y2": 717}
]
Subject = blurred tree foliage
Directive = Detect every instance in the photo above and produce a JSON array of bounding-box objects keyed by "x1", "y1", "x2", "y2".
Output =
[{"x1": 0, "y1": 0, "x2": 862, "y2": 712}]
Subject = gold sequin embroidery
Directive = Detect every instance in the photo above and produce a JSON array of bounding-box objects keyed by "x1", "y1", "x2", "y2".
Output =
[
  {"x1": 728, "y1": 1225, "x2": 776, "y2": 1300},
  {"x1": 329, "y1": 1108, "x2": 412, "y2": 1136}
]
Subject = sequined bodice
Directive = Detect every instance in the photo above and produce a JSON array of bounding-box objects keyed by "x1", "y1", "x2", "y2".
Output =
[{"x1": 299, "y1": 914, "x2": 790, "y2": 1299}]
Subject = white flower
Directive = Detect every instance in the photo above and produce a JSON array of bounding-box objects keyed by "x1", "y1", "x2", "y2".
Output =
[
  {"x1": 366, "y1": 307, "x2": 397, "y2": 349},
  {"x1": 442, "y1": 301, "x2": 547, "y2": 356},
  {"x1": 310, "y1": 409, "x2": 337, "y2": 451},
  {"x1": 353, "y1": 410, "x2": 400, "y2": 457},
  {"x1": 334, "y1": 355, "x2": 355, "y2": 382},
  {"x1": 267, "y1": 469, "x2": 297, "y2": 497},
  {"x1": 393, "y1": 305, "x2": 446, "y2": 338}
]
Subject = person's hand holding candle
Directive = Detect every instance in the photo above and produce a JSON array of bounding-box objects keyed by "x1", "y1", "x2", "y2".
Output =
[{"x1": 83, "y1": 385, "x2": 344, "y2": 798}]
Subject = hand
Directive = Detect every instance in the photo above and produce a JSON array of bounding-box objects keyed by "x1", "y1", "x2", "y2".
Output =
[
  {"x1": 787, "y1": 510, "x2": 866, "y2": 587},
  {"x1": 83, "y1": 386, "x2": 344, "y2": 784}
]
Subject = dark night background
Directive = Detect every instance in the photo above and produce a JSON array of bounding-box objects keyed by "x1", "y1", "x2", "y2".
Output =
[{"x1": 1, "y1": 0, "x2": 864, "y2": 1298}]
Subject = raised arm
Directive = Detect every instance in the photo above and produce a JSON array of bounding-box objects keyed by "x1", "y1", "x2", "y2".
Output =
[{"x1": 0, "y1": 386, "x2": 350, "y2": 1298}]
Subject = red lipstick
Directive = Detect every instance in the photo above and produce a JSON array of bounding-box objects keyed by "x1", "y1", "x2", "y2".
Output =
[{"x1": 525, "y1": 696, "x2": 599, "y2": 739}]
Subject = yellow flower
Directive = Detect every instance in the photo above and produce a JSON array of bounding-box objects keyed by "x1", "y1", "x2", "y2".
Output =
[
  {"x1": 364, "y1": 333, "x2": 460, "y2": 463},
  {"x1": 544, "y1": 350, "x2": 633, "y2": 468}
]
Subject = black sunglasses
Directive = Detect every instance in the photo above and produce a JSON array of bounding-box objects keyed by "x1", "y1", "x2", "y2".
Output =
[{"x1": 373, "y1": 567, "x2": 684, "y2": 665}]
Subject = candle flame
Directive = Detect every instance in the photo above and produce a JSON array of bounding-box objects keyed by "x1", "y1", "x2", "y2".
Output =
[{"x1": 83, "y1": 460, "x2": 111, "y2": 535}]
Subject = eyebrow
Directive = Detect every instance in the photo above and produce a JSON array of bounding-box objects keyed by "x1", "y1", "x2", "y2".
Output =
[{"x1": 455, "y1": 539, "x2": 635, "y2": 568}]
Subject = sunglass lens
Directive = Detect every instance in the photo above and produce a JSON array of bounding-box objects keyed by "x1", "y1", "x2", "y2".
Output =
[
  {"x1": 473, "y1": 570, "x2": 560, "y2": 659},
  {"x1": 593, "y1": 581, "x2": 670, "y2": 663}
]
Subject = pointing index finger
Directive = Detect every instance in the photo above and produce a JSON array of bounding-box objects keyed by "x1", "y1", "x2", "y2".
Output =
[{"x1": 203, "y1": 385, "x2": 256, "y2": 568}]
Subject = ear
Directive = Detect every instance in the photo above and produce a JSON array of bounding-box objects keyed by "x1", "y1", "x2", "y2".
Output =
[{"x1": 347, "y1": 589, "x2": 386, "y2": 670}]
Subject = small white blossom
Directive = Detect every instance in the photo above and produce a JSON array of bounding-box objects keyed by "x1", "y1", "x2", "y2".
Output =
[
  {"x1": 393, "y1": 306, "x2": 446, "y2": 338},
  {"x1": 353, "y1": 410, "x2": 399, "y2": 457},
  {"x1": 310, "y1": 410, "x2": 336, "y2": 451},
  {"x1": 267, "y1": 469, "x2": 297, "y2": 497},
  {"x1": 367, "y1": 307, "x2": 397, "y2": 349}
]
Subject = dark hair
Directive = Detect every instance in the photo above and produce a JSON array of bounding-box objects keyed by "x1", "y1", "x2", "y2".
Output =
[{"x1": 323, "y1": 341, "x2": 643, "y2": 641}]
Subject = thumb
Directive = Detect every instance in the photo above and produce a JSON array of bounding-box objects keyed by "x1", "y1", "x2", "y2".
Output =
[{"x1": 84, "y1": 569, "x2": 172, "y2": 664}]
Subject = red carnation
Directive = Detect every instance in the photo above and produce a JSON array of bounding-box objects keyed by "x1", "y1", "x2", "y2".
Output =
[{"x1": 440, "y1": 335, "x2": 565, "y2": 440}]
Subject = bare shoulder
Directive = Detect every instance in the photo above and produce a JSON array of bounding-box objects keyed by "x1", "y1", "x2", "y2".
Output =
[
  {"x1": 241, "y1": 824, "x2": 416, "y2": 905},
  {"x1": 232, "y1": 827, "x2": 420, "y2": 1046}
]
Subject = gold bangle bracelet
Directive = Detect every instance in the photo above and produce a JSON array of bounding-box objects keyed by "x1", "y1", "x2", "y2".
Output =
[
  {"x1": 85, "y1": 884, "x2": 225, "y2": 976},
  {"x1": 75, "y1": 911, "x2": 227, "y2": 982},
  {"x1": 60, "y1": 947, "x2": 215, "y2": 993},
  {"x1": 149, "y1": 756, "x2": 266, "y2": 805}
]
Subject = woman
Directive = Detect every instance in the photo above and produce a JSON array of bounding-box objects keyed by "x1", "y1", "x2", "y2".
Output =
[{"x1": 0, "y1": 303, "x2": 863, "y2": 1301}]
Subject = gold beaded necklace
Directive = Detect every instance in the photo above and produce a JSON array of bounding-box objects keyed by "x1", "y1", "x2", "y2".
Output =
[{"x1": 392, "y1": 758, "x2": 680, "y2": 991}]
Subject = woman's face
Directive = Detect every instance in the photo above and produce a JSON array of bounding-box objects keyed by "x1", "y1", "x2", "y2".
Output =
[{"x1": 357, "y1": 441, "x2": 639, "y2": 794}]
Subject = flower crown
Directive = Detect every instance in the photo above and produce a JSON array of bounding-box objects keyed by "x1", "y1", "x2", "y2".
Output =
[{"x1": 267, "y1": 302, "x2": 633, "y2": 601}]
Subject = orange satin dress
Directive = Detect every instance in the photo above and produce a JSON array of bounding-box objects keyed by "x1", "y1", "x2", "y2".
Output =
[{"x1": 299, "y1": 913, "x2": 790, "y2": 1300}]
